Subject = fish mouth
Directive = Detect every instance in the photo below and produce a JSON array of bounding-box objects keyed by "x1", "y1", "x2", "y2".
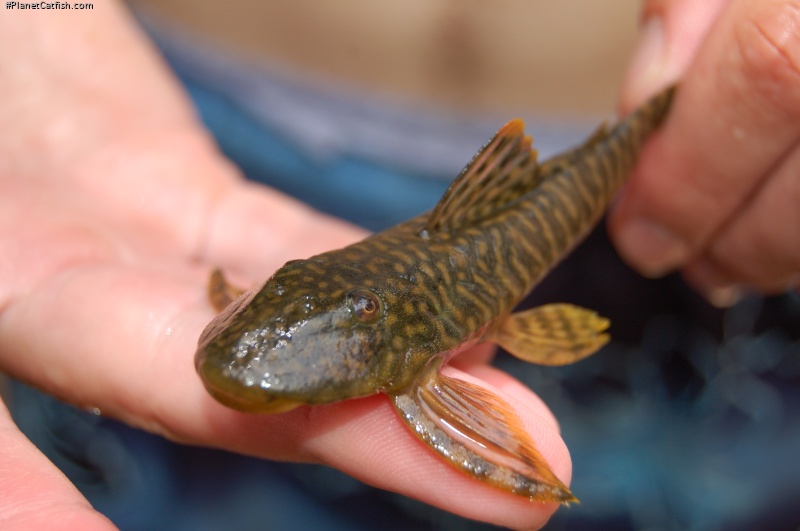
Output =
[
  {"x1": 205, "y1": 383, "x2": 302, "y2": 414},
  {"x1": 196, "y1": 356, "x2": 303, "y2": 414}
]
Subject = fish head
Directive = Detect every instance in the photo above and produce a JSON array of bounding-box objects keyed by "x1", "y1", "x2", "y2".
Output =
[{"x1": 195, "y1": 257, "x2": 422, "y2": 413}]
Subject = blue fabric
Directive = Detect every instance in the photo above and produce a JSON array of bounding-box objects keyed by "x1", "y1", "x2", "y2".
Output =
[{"x1": 181, "y1": 79, "x2": 449, "y2": 232}]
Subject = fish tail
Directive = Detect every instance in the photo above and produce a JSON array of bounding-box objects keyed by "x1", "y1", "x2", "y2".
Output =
[
  {"x1": 527, "y1": 85, "x2": 677, "y2": 259},
  {"x1": 592, "y1": 84, "x2": 677, "y2": 196}
]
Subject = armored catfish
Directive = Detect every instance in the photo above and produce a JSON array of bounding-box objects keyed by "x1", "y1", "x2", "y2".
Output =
[{"x1": 196, "y1": 86, "x2": 676, "y2": 503}]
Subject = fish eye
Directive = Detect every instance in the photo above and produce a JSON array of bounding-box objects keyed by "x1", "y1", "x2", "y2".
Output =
[{"x1": 350, "y1": 289, "x2": 382, "y2": 324}]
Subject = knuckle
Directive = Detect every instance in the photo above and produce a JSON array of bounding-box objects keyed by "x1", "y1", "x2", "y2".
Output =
[
  {"x1": 713, "y1": 220, "x2": 800, "y2": 293},
  {"x1": 735, "y1": 1, "x2": 800, "y2": 113}
]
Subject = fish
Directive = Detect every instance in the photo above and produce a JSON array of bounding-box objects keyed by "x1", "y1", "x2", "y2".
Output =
[{"x1": 195, "y1": 86, "x2": 676, "y2": 503}]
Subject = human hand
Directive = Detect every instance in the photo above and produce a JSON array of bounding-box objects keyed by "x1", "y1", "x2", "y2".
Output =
[
  {"x1": 609, "y1": 0, "x2": 800, "y2": 302},
  {"x1": 0, "y1": 4, "x2": 570, "y2": 530},
  {"x1": 0, "y1": 396, "x2": 121, "y2": 531}
]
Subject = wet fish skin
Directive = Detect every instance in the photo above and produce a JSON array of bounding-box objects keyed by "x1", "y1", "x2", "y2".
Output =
[{"x1": 196, "y1": 86, "x2": 677, "y2": 501}]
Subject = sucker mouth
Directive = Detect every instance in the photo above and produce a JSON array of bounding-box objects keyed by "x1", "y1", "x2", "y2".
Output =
[
  {"x1": 204, "y1": 380, "x2": 302, "y2": 414},
  {"x1": 197, "y1": 356, "x2": 303, "y2": 414}
]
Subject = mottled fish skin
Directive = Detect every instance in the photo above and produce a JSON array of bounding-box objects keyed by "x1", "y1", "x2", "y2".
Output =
[{"x1": 196, "y1": 86, "x2": 676, "y2": 500}]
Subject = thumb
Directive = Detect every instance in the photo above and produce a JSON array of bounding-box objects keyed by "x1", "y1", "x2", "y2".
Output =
[
  {"x1": 0, "y1": 397, "x2": 117, "y2": 530},
  {"x1": 621, "y1": 0, "x2": 728, "y2": 109}
]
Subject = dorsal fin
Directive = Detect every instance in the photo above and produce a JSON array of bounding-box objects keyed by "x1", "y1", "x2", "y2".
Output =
[{"x1": 423, "y1": 119, "x2": 539, "y2": 236}]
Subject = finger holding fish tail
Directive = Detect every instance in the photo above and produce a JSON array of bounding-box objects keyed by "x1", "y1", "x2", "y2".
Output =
[{"x1": 612, "y1": 0, "x2": 800, "y2": 295}]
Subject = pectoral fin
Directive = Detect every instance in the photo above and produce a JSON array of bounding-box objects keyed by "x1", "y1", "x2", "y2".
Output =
[
  {"x1": 208, "y1": 268, "x2": 244, "y2": 313},
  {"x1": 491, "y1": 303, "x2": 610, "y2": 366},
  {"x1": 392, "y1": 359, "x2": 575, "y2": 503}
]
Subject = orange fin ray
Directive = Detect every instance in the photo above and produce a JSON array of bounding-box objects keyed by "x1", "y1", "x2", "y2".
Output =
[{"x1": 392, "y1": 360, "x2": 576, "y2": 503}]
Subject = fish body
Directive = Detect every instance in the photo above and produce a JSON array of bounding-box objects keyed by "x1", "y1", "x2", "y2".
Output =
[{"x1": 196, "y1": 86, "x2": 676, "y2": 502}]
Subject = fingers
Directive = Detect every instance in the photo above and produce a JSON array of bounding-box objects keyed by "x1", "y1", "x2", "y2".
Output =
[
  {"x1": 276, "y1": 365, "x2": 570, "y2": 530},
  {"x1": 0, "y1": 397, "x2": 116, "y2": 531},
  {"x1": 322, "y1": 368, "x2": 571, "y2": 529},
  {"x1": 682, "y1": 145, "x2": 800, "y2": 293},
  {"x1": 611, "y1": 0, "x2": 800, "y2": 295}
]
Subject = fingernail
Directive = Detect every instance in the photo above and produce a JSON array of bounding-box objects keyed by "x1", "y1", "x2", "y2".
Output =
[
  {"x1": 706, "y1": 286, "x2": 742, "y2": 308},
  {"x1": 616, "y1": 217, "x2": 689, "y2": 278},
  {"x1": 624, "y1": 16, "x2": 669, "y2": 102}
]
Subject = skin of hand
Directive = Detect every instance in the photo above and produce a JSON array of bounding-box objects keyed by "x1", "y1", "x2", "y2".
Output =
[
  {"x1": 610, "y1": 0, "x2": 800, "y2": 302},
  {"x1": 0, "y1": 4, "x2": 569, "y2": 530}
]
